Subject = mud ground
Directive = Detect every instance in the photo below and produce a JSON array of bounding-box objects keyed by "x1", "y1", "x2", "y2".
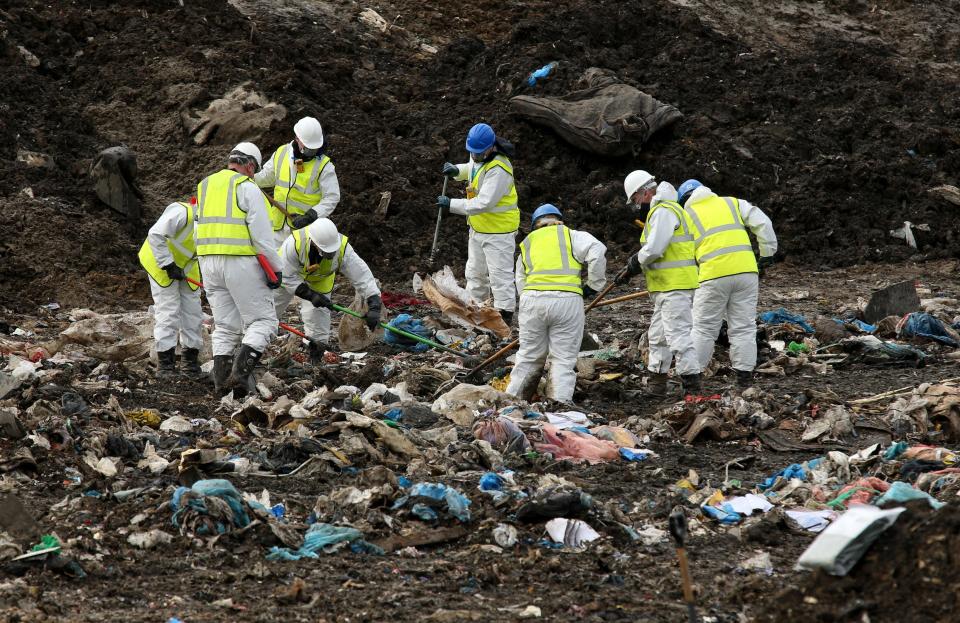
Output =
[{"x1": 2, "y1": 0, "x2": 960, "y2": 620}]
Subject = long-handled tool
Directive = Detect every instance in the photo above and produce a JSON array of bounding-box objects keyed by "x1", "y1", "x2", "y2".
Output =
[
  {"x1": 459, "y1": 276, "x2": 624, "y2": 381},
  {"x1": 330, "y1": 302, "x2": 477, "y2": 364},
  {"x1": 427, "y1": 177, "x2": 449, "y2": 265},
  {"x1": 669, "y1": 509, "x2": 698, "y2": 623},
  {"x1": 591, "y1": 290, "x2": 649, "y2": 309}
]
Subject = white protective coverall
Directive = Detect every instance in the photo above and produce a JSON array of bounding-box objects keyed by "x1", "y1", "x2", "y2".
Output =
[
  {"x1": 684, "y1": 185, "x2": 778, "y2": 371},
  {"x1": 505, "y1": 225, "x2": 607, "y2": 403},
  {"x1": 199, "y1": 180, "x2": 282, "y2": 356},
  {"x1": 273, "y1": 235, "x2": 380, "y2": 341},
  {"x1": 449, "y1": 161, "x2": 517, "y2": 312},
  {"x1": 254, "y1": 147, "x2": 341, "y2": 247},
  {"x1": 634, "y1": 182, "x2": 699, "y2": 375},
  {"x1": 145, "y1": 202, "x2": 203, "y2": 352}
]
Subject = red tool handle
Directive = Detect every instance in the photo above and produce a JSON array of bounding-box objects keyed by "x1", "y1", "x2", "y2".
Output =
[
  {"x1": 186, "y1": 276, "x2": 204, "y2": 289},
  {"x1": 279, "y1": 322, "x2": 307, "y2": 339},
  {"x1": 257, "y1": 254, "x2": 280, "y2": 286}
]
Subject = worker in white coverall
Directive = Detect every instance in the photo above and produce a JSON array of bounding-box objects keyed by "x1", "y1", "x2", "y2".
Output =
[
  {"x1": 195, "y1": 142, "x2": 283, "y2": 395},
  {"x1": 616, "y1": 170, "x2": 702, "y2": 397},
  {"x1": 438, "y1": 123, "x2": 519, "y2": 324},
  {"x1": 677, "y1": 179, "x2": 777, "y2": 388},
  {"x1": 506, "y1": 204, "x2": 607, "y2": 404},
  {"x1": 274, "y1": 218, "x2": 382, "y2": 349},
  {"x1": 138, "y1": 198, "x2": 203, "y2": 377},
  {"x1": 255, "y1": 117, "x2": 340, "y2": 247}
]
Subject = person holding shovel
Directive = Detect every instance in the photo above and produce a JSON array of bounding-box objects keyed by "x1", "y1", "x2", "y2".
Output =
[
  {"x1": 438, "y1": 123, "x2": 519, "y2": 325},
  {"x1": 505, "y1": 204, "x2": 606, "y2": 404},
  {"x1": 617, "y1": 170, "x2": 702, "y2": 397},
  {"x1": 273, "y1": 218, "x2": 381, "y2": 350}
]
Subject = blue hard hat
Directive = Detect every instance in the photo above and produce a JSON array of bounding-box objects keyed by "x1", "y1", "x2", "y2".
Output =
[
  {"x1": 531, "y1": 203, "x2": 563, "y2": 225},
  {"x1": 677, "y1": 179, "x2": 703, "y2": 203},
  {"x1": 465, "y1": 123, "x2": 496, "y2": 153}
]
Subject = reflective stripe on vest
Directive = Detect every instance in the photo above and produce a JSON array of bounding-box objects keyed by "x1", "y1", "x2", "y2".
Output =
[
  {"x1": 195, "y1": 169, "x2": 257, "y2": 256},
  {"x1": 293, "y1": 228, "x2": 349, "y2": 294},
  {"x1": 466, "y1": 156, "x2": 520, "y2": 234},
  {"x1": 683, "y1": 196, "x2": 758, "y2": 282},
  {"x1": 639, "y1": 201, "x2": 698, "y2": 292},
  {"x1": 138, "y1": 202, "x2": 202, "y2": 290},
  {"x1": 520, "y1": 224, "x2": 583, "y2": 294},
  {"x1": 269, "y1": 144, "x2": 330, "y2": 230}
]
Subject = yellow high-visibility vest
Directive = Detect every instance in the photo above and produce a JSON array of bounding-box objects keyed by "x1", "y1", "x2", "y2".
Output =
[
  {"x1": 138, "y1": 201, "x2": 201, "y2": 290},
  {"x1": 195, "y1": 169, "x2": 258, "y2": 256},
  {"x1": 292, "y1": 228, "x2": 349, "y2": 294},
  {"x1": 466, "y1": 155, "x2": 520, "y2": 234},
  {"x1": 268, "y1": 143, "x2": 331, "y2": 230},
  {"x1": 519, "y1": 224, "x2": 583, "y2": 294},
  {"x1": 683, "y1": 195, "x2": 758, "y2": 282},
  {"x1": 639, "y1": 200, "x2": 698, "y2": 292}
]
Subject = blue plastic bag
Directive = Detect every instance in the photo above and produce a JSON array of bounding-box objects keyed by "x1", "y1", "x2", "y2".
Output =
[
  {"x1": 383, "y1": 314, "x2": 432, "y2": 353},
  {"x1": 759, "y1": 308, "x2": 814, "y2": 333},
  {"x1": 619, "y1": 448, "x2": 652, "y2": 462},
  {"x1": 874, "y1": 481, "x2": 944, "y2": 509},
  {"x1": 266, "y1": 522, "x2": 383, "y2": 560},
  {"x1": 393, "y1": 482, "x2": 472, "y2": 522},
  {"x1": 171, "y1": 479, "x2": 250, "y2": 535},
  {"x1": 527, "y1": 61, "x2": 558, "y2": 87}
]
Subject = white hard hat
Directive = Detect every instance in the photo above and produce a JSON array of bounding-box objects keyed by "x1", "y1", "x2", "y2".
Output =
[
  {"x1": 307, "y1": 218, "x2": 340, "y2": 253},
  {"x1": 623, "y1": 169, "x2": 655, "y2": 200},
  {"x1": 294, "y1": 116, "x2": 324, "y2": 149},
  {"x1": 231, "y1": 142, "x2": 262, "y2": 167}
]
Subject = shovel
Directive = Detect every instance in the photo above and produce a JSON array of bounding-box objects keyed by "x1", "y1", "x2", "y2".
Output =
[
  {"x1": 330, "y1": 302, "x2": 479, "y2": 365},
  {"x1": 427, "y1": 177, "x2": 449, "y2": 266},
  {"x1": 669, "y1": 509, "x2": 698, "y2": 623}
]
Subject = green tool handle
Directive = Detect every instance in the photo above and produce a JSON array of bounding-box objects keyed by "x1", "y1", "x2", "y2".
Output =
[{"x1": 331, "y1": 303, "x2": 469, "y2": 359}]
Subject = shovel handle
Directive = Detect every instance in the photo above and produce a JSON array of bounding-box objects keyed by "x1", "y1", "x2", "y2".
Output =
[
  {"x1": 428, "y1": 177, "x2": 449, "y2": 263},
  {"x1": 186, "y1": 277, "x2": 204, "y2": 289}
]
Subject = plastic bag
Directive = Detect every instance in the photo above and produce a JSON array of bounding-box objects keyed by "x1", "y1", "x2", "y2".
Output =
[
  {"x1": 897, "y1": 312, "x2": 960, "y2": 347},
  {"x1": 591, "y1": 425, "x2": 641, "y2": 448},
  {"x1": 383, "y1": 314, "x2": 432, "y2": 352},
  {"x1": 473, "y1": 416, "x2": 531, "y2": 454},
  {"x1": 266, "y1": 522, "x2": 370, "y2": 560},
  {"x1": 535, "y1": 424, "x2": 619, "y2": 464},
  {"x1": 338, "y1": 291, "x2": 387, "y2": 351}
]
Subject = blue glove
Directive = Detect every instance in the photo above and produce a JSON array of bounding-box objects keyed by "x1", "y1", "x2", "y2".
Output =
[{"x1": 437, "y1": 195, "x2": 451, "y2": 216}]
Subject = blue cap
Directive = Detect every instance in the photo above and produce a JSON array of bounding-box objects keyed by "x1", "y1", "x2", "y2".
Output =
[
  {"x1": 465, "y1": 123, "x2": 496, "y2": 153},
  {"x1": 677, "y1": 179, "x2": 703, "y2": 204},
  {"x1": 531, "y1": 203, "x2": 563, "y2": 225}
]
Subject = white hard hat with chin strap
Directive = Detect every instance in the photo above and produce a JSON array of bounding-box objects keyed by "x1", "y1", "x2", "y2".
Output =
[
  {"x1": 230, "y1": 142, "x2": 262, "y2": 171},
  {"x1": 294, "y1": 117, "x2": 324, "y2": 150},
  {"x1": 623, "y1": 169, "x2": 656, "y2": 202}
]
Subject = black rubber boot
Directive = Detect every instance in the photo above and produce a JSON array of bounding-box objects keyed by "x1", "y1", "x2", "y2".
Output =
[
  {"x1": 681, "y1": 373, "x2": 703, "y2": 396},
  {"x1": 182, "y1": 348, "x2": 201, "y2": 376},
  {"x1": 212, "y1": 355, "x2": 233, "y2": 392},
  {"x1": 156, "y1": 348, "x2": 176, "y2": 377},
  {"x1": 228, "y1": 344, "x2": 262, "y2": 397},
  {"x1": 646, "y1": 372, "x2": 669, "y2": 398},
  {"x1": 736, "y1": 369, "x2": 754, "y2": 388}
]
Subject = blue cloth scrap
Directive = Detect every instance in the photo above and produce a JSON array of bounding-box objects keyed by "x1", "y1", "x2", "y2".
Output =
[
  {"x1": 759, "y1": 308, "x2": 814, "y2": 333},
  {"x1": 874, "y1": 481, "x2": 945, "y2": 509},
  {"x1": 899, "y1": 312, "x2": 960, "y2": 347}
]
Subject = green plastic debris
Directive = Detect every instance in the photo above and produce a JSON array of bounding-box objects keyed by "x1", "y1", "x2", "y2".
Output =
[
  {"x1": 30, "y1": 534, "x2": 61, "y2": 553},
  {"x1": 787, "y1": 341, "x2": 810, "y2": 354}
]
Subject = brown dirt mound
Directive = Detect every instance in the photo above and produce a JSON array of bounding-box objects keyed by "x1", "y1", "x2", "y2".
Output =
[
  {"x1": 756, "y1": 502, "x2": 960, "y2": 623},
  {"x1": 1, "y1": 0, "x2": 959, "y2": 314}
]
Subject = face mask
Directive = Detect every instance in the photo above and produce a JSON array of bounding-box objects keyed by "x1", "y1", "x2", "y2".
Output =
[{"x1": 301, "y1": 147, "x2": 319, "y2": 160}]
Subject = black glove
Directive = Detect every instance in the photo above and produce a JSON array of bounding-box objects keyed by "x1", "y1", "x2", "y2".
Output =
[
  {"x1": 442, "y1": 162, "x2": 459, "y2": 178},
  {"x1": 266, "y1": 271, "x2": 282, "y2": 289},
  {"x1": 758, "y1": 255, "x2": 775, "y2": 276},
  {"x1": 582, "y1": 285, "x2": 598, "y2": 300},
  {"x1": 162, "y1": 263, "x2": 185, "y2": 281},
  {"x1": 295, "y1": 283, "x2": 332, "y2": 308},
  {"x1": 616, "y1": 255, "x2": 643, "y2": 284},
  {"x1": 437, "y1": 195, "x2": 451, "y2": 217},
  {"x1": 364, "y1": 295, "x2": 382, "y2": 331},
  {"x1": 291, "y1": 209, "x2": 319, "y2": 229}
]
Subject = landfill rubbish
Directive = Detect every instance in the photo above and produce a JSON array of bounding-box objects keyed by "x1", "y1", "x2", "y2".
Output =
[
  {"x1": 544, "y1": 518, "x2": 600, "y2": 548},
  {"x1": 796, "y1": 505, "x2": 906, "y2": 576},
  {"x1": 897, "y1": 312, "x2": 960, "y2": 347}
]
